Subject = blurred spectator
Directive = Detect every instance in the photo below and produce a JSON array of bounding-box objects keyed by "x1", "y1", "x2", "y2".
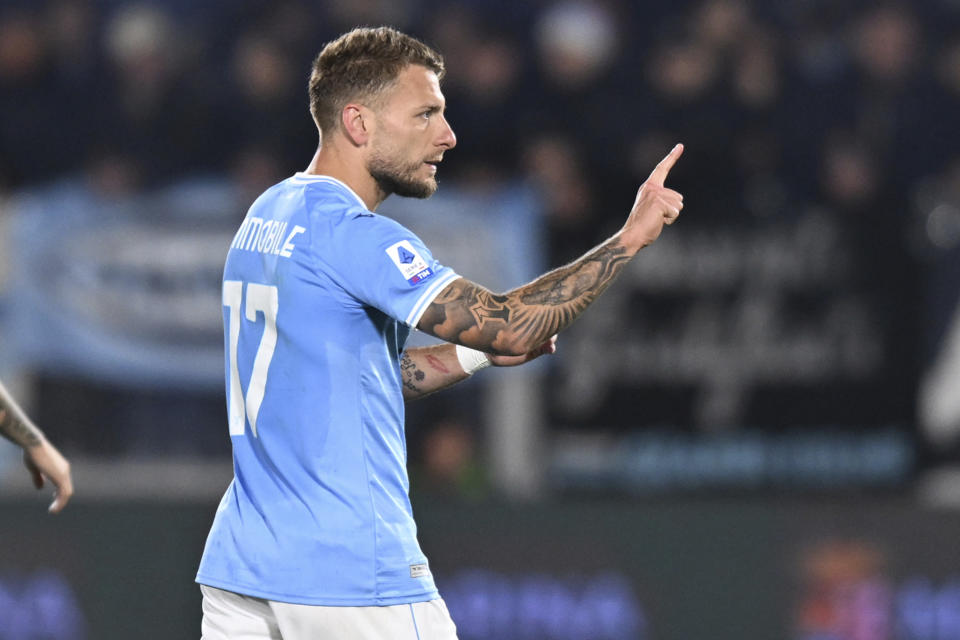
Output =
[
  {"x1": 229, "y1": 144, "x2": 286, "y2": 211},
  {"x1": 523, "y1": 134, "x2": 600, "y2": 263},
  {"x1": 218, "y1": 32, "x2": 316, "y2": 175},
  {"x1": 95, "y1": 3, "x2": 215, "y2": 184},
  {"x1": 850, "y1": 4, "x2": 919, "y2": 87},
  {"x1": 44, "y1": 0, "x2": 97, "y2": 82},
  {"x1": 647, "y1": 37, "x2": 719, "y2": 105},
  {"x1": 0, "y1": 8, "x2": 61, "y2": 185},
  {"x1": 425, "y1": 5, "x2": 527, "y2": 184},
  {"x1": 533, "y1": 1, "x2": 619, "y2": 92},
  {"x1": 820, "y1": 133, "x2": 880, "y2": 210},
  {"x1": 732, "y1": 27, "x2": 780, "y2": 111},
  {"x1": 693, "y1": 0, "x2": 751, "y2": 54},
  {"x1": 415, "y1": 419, "x2": 488, "y2": 501},
  {"x1": 524, "y1": 0, "x2": 638, "y2": 187},
  {"x1": 84, "y1": 148, "x2": 142, "y2": 199}
]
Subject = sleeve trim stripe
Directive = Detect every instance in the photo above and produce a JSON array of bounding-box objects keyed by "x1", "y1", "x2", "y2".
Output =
[{"x1": 405, "y1": 271, "x2": 460, "y2": 327}]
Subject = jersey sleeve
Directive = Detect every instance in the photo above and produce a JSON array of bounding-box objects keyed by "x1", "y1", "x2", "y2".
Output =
[{"x1": 318, "y1": 208, "x2": 459, "y2": 327}]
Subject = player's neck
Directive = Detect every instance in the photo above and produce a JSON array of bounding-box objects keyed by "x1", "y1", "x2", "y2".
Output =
[{"x1": 304, "y1": 145, "x2": 384, "y2": 211}]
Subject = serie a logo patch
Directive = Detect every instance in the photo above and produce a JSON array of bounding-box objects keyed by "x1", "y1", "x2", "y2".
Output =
[{"x1": 385, "y1": 240, "x2": 435, "y2": 286}]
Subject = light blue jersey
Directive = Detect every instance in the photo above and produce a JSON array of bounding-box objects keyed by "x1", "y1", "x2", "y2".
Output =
[{"x1": 196, "y1": 173, "x2": 459, "y2": 606}]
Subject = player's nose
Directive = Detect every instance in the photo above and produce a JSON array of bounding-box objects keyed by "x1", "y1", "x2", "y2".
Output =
[{"x1": 437, "y1": 115, "x2": 456, "y2": 150}]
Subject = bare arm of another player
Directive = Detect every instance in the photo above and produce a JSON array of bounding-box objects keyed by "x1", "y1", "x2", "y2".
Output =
[
  {"x1": 400, "y1": 338, "x2": 557, "y2": 400},
  {"x1": 418, "y1": 145, "x2": 685, "y2": 355},
  {"x1": 0, "y1": 380, "x2": 73, "y2": 513}
]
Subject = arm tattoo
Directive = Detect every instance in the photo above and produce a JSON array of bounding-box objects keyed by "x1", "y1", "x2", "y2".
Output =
[
  {"x1": 399, "y1": 353, "x2": 428, "y2": 398},
  {"x1": 419, "y1": 238, "x2": 632, "y2": 353},
  {"x1": 399, "y1": 346, "x2": 471, "y2": 400},
  {"x1": 0, "y1": 383, "x2": 42, "y2": 448}
]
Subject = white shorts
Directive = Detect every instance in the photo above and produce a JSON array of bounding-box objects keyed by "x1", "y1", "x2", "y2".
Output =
[{"x1": 200, "y1": 584, "x2": 459, "y2": 640}]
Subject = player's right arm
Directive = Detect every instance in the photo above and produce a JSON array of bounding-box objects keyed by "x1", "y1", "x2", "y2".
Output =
[
  {"x1": 0, "y1": 380, "x2": 73, "y2": 513},
  {"x1": 418, "y1": 144, "x2": 685, "y2": 355}
]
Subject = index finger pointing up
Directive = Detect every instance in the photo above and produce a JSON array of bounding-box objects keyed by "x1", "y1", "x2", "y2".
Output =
[{"x1": 647, "y1": 143, "x2": 684, "y2": 186}]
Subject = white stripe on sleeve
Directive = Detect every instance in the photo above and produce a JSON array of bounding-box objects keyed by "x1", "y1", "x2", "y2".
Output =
[{"x1": 405, "y1": 271, "x2": 460, "y2": 327}]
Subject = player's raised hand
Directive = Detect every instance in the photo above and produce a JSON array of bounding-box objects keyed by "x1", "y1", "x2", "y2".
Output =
[{"x1": 620, "y1": 144, "x2": 684, "y2": 250}]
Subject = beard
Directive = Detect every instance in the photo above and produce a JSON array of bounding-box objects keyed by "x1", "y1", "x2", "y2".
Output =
[{"x1": 367, "y1": 149, "x2": 438, "y2": 200}]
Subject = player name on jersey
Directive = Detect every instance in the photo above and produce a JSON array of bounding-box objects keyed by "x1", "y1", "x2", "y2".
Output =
[{"x1": 230, "y1": 217, "x2": 306, "y2": 258}]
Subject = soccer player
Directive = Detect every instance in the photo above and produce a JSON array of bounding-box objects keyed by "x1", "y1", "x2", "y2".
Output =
[
  {"x1": 0, "y1": 380, "x2": 73, "y2": 513},
  {"x1": 196, "y1": 27, "x2": 683, "y2": 639}
]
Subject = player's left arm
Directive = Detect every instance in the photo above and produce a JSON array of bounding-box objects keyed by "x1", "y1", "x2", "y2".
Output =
[
  {"x1": 400, "y1": 338, "x2": 557, "y2": 401},
  {"x1": 0, "y1": 380, "x2": 73, "y2": 513}
]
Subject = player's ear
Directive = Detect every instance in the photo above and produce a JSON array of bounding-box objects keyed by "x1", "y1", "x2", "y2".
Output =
[{"x1": 341, "y1": 104, "x2": 371, "y2": 147}]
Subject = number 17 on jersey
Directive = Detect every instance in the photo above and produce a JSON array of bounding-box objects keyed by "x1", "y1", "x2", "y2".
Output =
[{"x1": 223, "y1": 281, "x2": 279, "y2": 437}]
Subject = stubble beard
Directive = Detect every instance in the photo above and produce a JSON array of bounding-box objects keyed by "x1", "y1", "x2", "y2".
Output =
[{"x1": 367, "y1": 150, "x2": 438, "y2": 200}]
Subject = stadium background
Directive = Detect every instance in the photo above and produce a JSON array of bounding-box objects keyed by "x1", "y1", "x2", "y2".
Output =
[{"x1": 1, "y1": 0, "x2": 959, "y2": 638}]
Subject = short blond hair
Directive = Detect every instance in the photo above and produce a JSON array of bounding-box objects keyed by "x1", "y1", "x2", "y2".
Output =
[{"x1": 308, "y1": 27, "x2": 445, "y2": 134}]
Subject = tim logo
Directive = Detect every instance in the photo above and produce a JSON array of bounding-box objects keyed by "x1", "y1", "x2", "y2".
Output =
[{"x1": 409, "y1": 269, "x2": 433, "y2": 284}]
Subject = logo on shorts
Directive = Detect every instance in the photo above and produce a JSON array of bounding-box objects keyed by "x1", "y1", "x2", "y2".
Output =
[
  {"x1": 386, "y1": 240, "x2": 435, "y2": 286},
  {"x1": 410, "y1": 563, "x2": 431, "y2": 579}
]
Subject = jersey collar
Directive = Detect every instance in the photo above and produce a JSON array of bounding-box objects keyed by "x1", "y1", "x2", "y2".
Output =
[{"x1": 292, "y1": 173, "x2": 368, "y2": 211}]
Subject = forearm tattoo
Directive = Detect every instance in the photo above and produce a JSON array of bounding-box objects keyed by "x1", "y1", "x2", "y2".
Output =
[
  {"x1": 420, "y1": 239, "x2": 632, "y2": 353},
  {"x1": 0, "y1": 385, "x2": 42, "y2": 448},
  {"x1": 400, "y1": 347, "x2": 466, "y2": 399},
  {"x1": 399, "y1": 352, "x2": 427, "y2": 397}
]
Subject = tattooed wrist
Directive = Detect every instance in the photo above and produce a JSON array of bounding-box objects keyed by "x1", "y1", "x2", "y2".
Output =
[{"x1": 0, "y1": 408, "x2": 42, "y2": 448}]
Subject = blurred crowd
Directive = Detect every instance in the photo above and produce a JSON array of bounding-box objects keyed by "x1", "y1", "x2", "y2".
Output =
[
  {"x1": 0, "y1": 0, "x2": 957, "y2": 245},
  {"x1": 1, "y1": 0, "x2": 960, "y2": 488}
]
